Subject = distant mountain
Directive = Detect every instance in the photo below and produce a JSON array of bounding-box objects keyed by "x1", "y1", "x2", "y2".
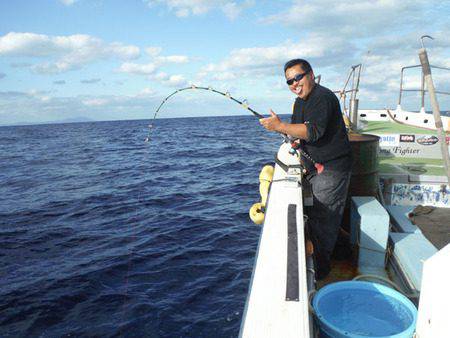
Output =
[
  {"x1": 52, "y1": 116, "x2": 95, "y2": 124},
  {"x1": 1, "y1": 116, "x2": 95, "y2": 126}
]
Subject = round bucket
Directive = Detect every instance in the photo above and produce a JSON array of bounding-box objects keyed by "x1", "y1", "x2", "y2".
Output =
[{"x1": 313, "y1": 281, "x2": 417, "y2": 338}]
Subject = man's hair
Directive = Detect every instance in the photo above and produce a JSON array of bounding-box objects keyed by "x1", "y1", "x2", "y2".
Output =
[{"x1": 284, "y1": 59, "x2": 313, "y2": 73}]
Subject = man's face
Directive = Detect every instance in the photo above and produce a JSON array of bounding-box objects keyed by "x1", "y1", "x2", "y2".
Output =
[{"x1": 285, "y1": 64, "x2": 315, "y2": 100}]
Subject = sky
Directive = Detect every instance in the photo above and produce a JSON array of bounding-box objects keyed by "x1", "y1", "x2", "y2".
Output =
[{"x1": 0, "y1": 0, "x2": 449, "y2": 125}]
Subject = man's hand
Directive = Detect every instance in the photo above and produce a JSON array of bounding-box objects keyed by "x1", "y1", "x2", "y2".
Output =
[{"x1": 259, "y1": 109, "x2": 283, "y2": 132}]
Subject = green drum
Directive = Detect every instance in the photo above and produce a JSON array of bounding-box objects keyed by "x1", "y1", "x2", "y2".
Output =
[{"x1": 349, "y1": 133, "x2": 380, "y2": 197}]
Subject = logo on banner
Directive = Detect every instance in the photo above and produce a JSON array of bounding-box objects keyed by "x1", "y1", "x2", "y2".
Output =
[
  {"x1": 379, "y1": 134, "x2": 399, "y2": 146},
  {"x1": 400, "y1": 134, "x2": 415, "y2": 143},
  {"x1": 416, "y1": 135, "x2": 439, "y2": 145}
]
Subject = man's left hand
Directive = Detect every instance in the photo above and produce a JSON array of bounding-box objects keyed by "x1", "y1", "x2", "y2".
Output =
[{"x1": 259, "y1": 109, "x2": 282, "y2": 132}]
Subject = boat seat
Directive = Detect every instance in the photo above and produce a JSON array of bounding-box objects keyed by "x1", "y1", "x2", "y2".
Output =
[
  {"x1": 389, "y1": 232, "x2": 437, "y2": 291},
  {"x1": 386, "y1": 205, "x2": 422, "y2": 233}
]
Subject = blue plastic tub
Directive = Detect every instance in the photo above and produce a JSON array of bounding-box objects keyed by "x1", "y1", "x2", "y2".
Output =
[{"x1": 312, "y1": 281, "x2": 417, "y2": 338}]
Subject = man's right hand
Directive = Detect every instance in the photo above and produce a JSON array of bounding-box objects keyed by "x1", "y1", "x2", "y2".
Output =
[{"x1": 259, "y1": 109, "x2": 283, "y2": 132}]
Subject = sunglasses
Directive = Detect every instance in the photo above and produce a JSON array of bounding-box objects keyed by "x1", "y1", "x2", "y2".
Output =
[{"x1": 286, "y1": 71, "x2": 309, "y2": 85}]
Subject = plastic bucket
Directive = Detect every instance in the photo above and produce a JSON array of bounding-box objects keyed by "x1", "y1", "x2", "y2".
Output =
[{"x1": 312, "y1": 281, "x2": 417, "y2": 338}]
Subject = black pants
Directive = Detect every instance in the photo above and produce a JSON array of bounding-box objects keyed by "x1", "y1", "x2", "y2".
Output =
[{"x1": 305, "y1": 169, "x2": 351, "y2": 280}]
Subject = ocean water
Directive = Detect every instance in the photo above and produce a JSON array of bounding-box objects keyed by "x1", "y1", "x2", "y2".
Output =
[{"x1": 0, "y1": 116, "x2": 280, "y2": 337}]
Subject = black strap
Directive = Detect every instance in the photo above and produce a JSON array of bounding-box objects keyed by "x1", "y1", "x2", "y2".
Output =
[
  {"x1": 286, "y1": 204, "x2": 299, "y2": 301},
  {"x1": 275, "y1": 155, "x2": 304, "y2": 173}
]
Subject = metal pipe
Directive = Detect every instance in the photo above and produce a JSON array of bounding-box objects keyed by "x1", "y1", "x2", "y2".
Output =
[
  {"x1": 350, "y1": 99, "x2": 359, "y2": 127},
  {"x1": 421, "y1": 68, "x2": 425, "y2": 111}
]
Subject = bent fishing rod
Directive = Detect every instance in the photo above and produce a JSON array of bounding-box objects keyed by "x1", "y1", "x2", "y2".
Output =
[{"x1": 147, "y1": 84, "x2": 324, "y2": 173}]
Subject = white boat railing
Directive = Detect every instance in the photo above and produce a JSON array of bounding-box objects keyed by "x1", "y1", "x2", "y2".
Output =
[
  {"x1": 333, "y1": 64, "x2": 362, "y2": 129},
  {"x1": 398, "y1": 64, "x2": 449, "y2": 113}
]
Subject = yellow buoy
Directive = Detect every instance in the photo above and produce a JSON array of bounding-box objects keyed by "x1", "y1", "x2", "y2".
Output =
[
  {"x1": 249, "y1": 202, "x2": 265, "y2": 225},
  {"x1": 259, "y1": 164, "x2": 274, "y2": 183},
  {"x1": 249, "y1": 164, "x2": 274, "y2": 225}
]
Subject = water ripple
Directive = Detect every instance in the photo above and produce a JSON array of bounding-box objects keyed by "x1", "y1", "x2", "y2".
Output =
[{"x1": 0, "y1": 116, "x2": 280, "y2": 337}]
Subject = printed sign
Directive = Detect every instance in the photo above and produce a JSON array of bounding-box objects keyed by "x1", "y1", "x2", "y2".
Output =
[
  {"x1": 380, "y1": 146, "x2": 421, "y2": 156},
  {"x1": 416, "y1": 135, "x2": 439, "y2": 146},
  {"x1": 379, "y1": 134, "x2": 400, "y2": 146},
  {"x1": 375, "y1": 132, "x2": 450, "y2": 159},
  {"x1": 400, "y1": 134, "x2": 415, "y2": 143}
]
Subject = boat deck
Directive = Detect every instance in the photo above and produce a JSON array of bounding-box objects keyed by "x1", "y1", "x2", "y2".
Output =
[
  {"x1": 379, "y1": 157, "x2": 446, "y2": 176},
  {"x1": 408, "y1": 206, "x2": 450, "y2": 250}
]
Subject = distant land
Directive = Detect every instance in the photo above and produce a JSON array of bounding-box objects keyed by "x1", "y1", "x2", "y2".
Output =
[{"x1": 0, "y1": 116, "x2": 95, "y2": 127}]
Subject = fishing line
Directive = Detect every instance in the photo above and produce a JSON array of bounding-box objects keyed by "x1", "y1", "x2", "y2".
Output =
[{"x1": 146, "y1": 84, "x2": 323, "y2": 172}]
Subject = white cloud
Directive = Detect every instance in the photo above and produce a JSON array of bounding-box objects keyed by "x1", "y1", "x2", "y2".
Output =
[
  {"x1": 27, "y1": 89, "x2": 52, "y2": 102},
  {"x1": 0, "y1": 88, "x2": 253, "y2": 125},
  {"x1": 150, "y1": 72, "x2": 188, "y2": 87},
  {"x1": 262, "y1": 0, "x2": 431, "y2": 38},
  {"x1": 118, "y1": 47, "x2": 189, "y2": 79},
  {"x1": 0, "y1": 32, "x2": 140, "y2": 74},
  {"x1": 200, "y1": 36, "x2": 352, "y2": 80},
  {"x1": 143, "y1": 0, "x2": 254, "y2": 19},
  {"x1": 165, "y1": 74, "x2": 187, "y2": 87},
  {"x1": 0, "y1": 32, "x2": 59, "y2": 57},
  {"x1": 82, "y1": 98, "x2": 109, "y2": 106},
  {"x1": 118, "y1": 62, "x2": 156, "y2": 75},
  {"x1": 136, "y1": 87, "x2": 157, "y2": 97},
  {"x1": 211, "y1": 72, "x2": 236, "y2": 81},
  {"x1": 145, "y1": 46, "x2": 162, "y2": 56},
  {"x1": 145, "y1": 46, "x2": 190, "y2": 64},
  {"x1": 154, "y1": 72, "x2": 168, "y2": 80},
  {"x1": 155, "y1": 55, "x2": 189, "y2": 63},
  {"x1": 221, "y1": 2, "x2": 242, "y2": 20}
]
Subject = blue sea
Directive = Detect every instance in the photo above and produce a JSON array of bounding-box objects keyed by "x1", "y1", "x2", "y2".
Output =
[{"x1": 0, "y1": 116, "x2": 280, "y2": 337}]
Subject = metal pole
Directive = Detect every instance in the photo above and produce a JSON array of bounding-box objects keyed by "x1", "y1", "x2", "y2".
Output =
[
  {"x1": 398, "y1": 68, "x2": 404, "y2": 107},
  {"x1": 421, "y1": 68, "x2": 425, "y2": 112},
  {"x1": 350, "y1": 99, "x2": 359, "y2": 128},
  {"x1": 418, "y1": 40, "x2": 450, "y2": 183}
]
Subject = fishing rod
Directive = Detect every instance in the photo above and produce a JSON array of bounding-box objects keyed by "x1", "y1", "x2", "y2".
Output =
[{"x1": 146, "y1": 84, "x2": 324, "y2": 173}]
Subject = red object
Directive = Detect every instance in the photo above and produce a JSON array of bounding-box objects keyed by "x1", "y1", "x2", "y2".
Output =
[
  {"x1": 315, "y1": 163, "x2": 324, "y2": 174},
  {"x1": 291, "y1": 140, "x2": 300, "y2": 148}
]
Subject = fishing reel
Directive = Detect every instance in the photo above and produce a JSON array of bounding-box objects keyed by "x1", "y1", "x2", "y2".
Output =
[
  {"x1": 283, "y1": 135, "x2": 324, "y2": 174},
  {"x1": 288, "y1": 138, "x2": 302, "y2": 156},
  {"x1": 284, "y1": 135, "x2": 303, "y2": 158}
]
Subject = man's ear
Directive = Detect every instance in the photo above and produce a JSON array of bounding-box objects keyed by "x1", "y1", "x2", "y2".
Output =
[{"x1": 310, "y1": 71, "x2": 315, "y2": 80}]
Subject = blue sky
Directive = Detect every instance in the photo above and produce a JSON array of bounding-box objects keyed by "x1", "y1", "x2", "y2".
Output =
[{"x1": 0, "y1": 0, "x2": 449, "y2": 124}]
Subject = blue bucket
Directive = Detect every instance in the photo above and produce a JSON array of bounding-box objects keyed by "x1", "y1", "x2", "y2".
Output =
[{"x1": 312, "y1": 281, "x2": 417, "y2": 338}]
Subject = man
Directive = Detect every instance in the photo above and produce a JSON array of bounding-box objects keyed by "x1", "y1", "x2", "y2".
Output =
[{"x1": 259, "y1": 59, "x2": 352, "y2": 280}]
